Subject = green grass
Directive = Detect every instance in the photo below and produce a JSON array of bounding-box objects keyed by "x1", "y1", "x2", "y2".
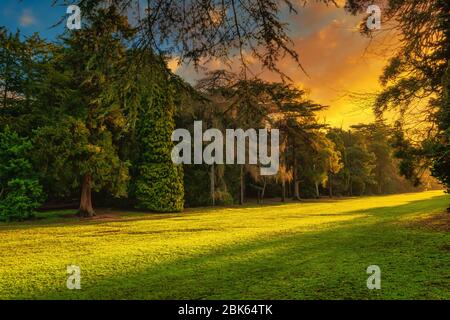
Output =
[{"x1": 0, "y1": 191, "x2": 449, "y2": 299}]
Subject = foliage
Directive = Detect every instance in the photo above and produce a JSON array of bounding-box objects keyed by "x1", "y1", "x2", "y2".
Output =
[
  {"x1": 56, "y1": 0, "x2": 339, "y2": 78},
  {"x1": 431, "y1": 61, "x2": 450, "y2": 192},
  {"x1": 0, "y1": 2, "x2": 440, "y2": 214},
  {"x1": 55, "y1": 7, "x2": 137, "y2": 216},
  {"x1": 0, "y1": 28, "x2": 56, "y2": 135},
  {"x1": 183, "y1": 166, "x2": 212, "y2": 207},
  {"x1": 0, "y1": 179, "x2": 45, "y2": 221},
  {"x1": 134, "y1": 56, "x2": 184, "y2": 212},
  {"x1": 0, "y1": 127, "x2": 45, "y2": 221},
  {"x1": 346, "y1": 0, "x2": 450, "y2": 191}
]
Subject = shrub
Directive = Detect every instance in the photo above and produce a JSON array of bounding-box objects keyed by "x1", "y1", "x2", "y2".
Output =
[
  {"x1": 0, "y1": 179, "x2": 45, "y2": 221},
  {"x1": 0, "y1": 127, "x2": 45, "y2": 221},
  {"x1": 214, "y1": 191, "x2": 234, "y2": 206}
]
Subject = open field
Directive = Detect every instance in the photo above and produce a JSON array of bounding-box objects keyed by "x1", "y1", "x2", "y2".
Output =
[{"x1": 0, "y1": 190, "x2": 449, "y2": 299}]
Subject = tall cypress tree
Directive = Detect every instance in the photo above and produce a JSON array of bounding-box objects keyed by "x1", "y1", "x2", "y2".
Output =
[{"x1": 134, "y1": 56, "x2": 184, "y2": 212}]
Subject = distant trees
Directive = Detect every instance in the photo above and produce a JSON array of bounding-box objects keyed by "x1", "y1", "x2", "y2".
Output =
[
  {"x1": 326, "y1": 122, "x2": 441, "y2": 198},
  {"x1": 183, "y1": 73, "x2": 336, "y2": 204},
  {"x1": 170, "y1": 68, "x2": 439, "y2": 205}
]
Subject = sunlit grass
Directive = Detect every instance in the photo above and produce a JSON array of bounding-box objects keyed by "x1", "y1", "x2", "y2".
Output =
[{"x1": 0, "y1": 190, "x2": 448, "y2": 299}]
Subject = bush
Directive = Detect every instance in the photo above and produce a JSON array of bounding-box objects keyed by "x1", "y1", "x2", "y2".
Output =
[
  {"x1": 0, "y1": 127, "x2": 45, "y2": 221},
  {"x1": 214, "y1": 191, "x2": 234, "y2": 206},
  {"x1": 0, "y1": 179, "x2": 45, "y2": 221}
]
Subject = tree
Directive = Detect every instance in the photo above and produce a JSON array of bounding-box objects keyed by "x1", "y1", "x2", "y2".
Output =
[
  {"x1": 58, "y1": 7, "x2": 135, "y2": 216},
  {"x1": 431, "y1": 62, "x2": 450, "y2": 193},
  {"x1": 266, "y1": 83, "x2": 327, "y2": 200},
  {"x1": 0, "y1": 29, "x2": 55, "y2": 135},
  {"x1": 327, "y1": 143, "x2": 343, "y2": 198},
  {"x1": 0, "y1": 29, "x2": 23, "y2": 111},
  {"x1": 327, "y1": 128, "x2": 376, "y2": 196},
  {"x1": 300, "y1": 133, "x2": 342, "y2": 198},
  {"x1": 347, "y1": 0, "x2": 450, "y2": 192},
  {"x1": 133, "y1": 53, "x2": 184, "y2": 212},
  {"x1": 352, "y1": 122, "x2": 396, "y2": 194},
  {"x1": 195, "y1": 73, "x2": 275, "y2": 204}
]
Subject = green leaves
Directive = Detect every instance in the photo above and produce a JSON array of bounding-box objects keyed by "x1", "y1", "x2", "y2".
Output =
[
  {"x1": 0, "y1": 127, "x2": 45, "y2": 221},
  {"x1": 0, "y1": 179, "x2": 45, "y2": 222},
  {"x1": 133, "y1": 55, "x2": 184, "y2": 212}
]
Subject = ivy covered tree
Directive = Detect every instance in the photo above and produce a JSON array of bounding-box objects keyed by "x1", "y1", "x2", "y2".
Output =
[{"x1": 133, "y1": 54, "x2": 184, "y2": 212}]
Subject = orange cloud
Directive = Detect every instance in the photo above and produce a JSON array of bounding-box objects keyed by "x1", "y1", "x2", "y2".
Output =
[
  {"x1": 175, "y1": 3, "x2": 398, "y2": 128},
  {"x1": 259, "y1": 4, "x2": 396, "y2": 128}
]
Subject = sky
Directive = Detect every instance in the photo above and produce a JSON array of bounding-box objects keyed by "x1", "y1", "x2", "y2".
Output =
[{"x1": 0, "y1": 0, "x2": 395, "y2": 128}]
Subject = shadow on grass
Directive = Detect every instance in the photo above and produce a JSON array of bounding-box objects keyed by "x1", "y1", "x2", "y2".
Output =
[
  {"x1": 1, "y1": 193, "x2": 447, "y2": 231},
  {"x1": 15, "y1": 194, "x2": 449, "y2": 300}
]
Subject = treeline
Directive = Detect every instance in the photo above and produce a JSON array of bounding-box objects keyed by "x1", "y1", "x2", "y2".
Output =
[
  {"x1": 0, "y1": 8, "x2": 440, "y2": 221},
  {"x1": 178, "y1": 72, "x2": 440, "y2": 206}
]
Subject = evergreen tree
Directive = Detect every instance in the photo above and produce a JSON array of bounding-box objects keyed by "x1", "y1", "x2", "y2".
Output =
[
  {"x1": 133, "y1": 55, "x2": 184, "y2": 212},
  {"x1": 59, "y1": 7, "x2": 135, "y2": 216}
]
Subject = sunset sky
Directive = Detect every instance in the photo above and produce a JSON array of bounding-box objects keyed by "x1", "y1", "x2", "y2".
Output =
[{"x1": 1, "y1": 0, "x2": 396, "y2": 127}]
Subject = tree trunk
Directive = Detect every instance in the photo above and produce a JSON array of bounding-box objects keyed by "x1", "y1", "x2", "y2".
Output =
[
  {"x1": 281, "y1": 180, "x2": 286, "y2": 202},
  {"x1": 210, "y1": 164, "x2": 215, "y2": 206},
  {"x1": 329, "y1": 173, "x2": 333, "y2": 198},
  {"x1": 292, "y1": 143, "x2": 300, "y2": 200},
  {"x1": 349, "y1": 177, "x2": 353, "y2": 196},
  {"x1": 261, "y1": 178, "x2": 267, "y2": 203},
  {"x1": 79, "y1": 174, "x2": 95, "y2": 217},
  {"x1": 315, "y1": 181, "x2": 320, "y2": 199},
  {"x1": 294, "y1": 180, "x2": 301, "y2": 200},
  {"x1": 239, "y1": 165, "x2": 245, "y2": 205}
]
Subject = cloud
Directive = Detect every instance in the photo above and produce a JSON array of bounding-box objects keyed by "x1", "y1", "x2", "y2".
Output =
[
  {"x1": 281, "y1": 5, "x2": 397, "y2": 127},
  {"x1": 174, "y1": 3, "x2": 397, "y2": 127},
  {"x1": 19, "y1": 9, "x2": 37, "y2": 27}
]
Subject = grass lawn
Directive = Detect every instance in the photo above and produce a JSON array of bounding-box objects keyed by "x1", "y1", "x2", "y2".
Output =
[{"x1": 0, "y1": 190, "x2": 449, "y2": 299}]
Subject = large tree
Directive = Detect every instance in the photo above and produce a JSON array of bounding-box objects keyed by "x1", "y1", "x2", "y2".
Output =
[
  {"x1": 346, "y1": 0, "x2": 450, "y2": 192},
  {"x1": 59, "y1": 7, "x2": 135, "y2": 216},
  {"x1": 132, "y1": 52, "x2": 185, "y2": 212}
]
